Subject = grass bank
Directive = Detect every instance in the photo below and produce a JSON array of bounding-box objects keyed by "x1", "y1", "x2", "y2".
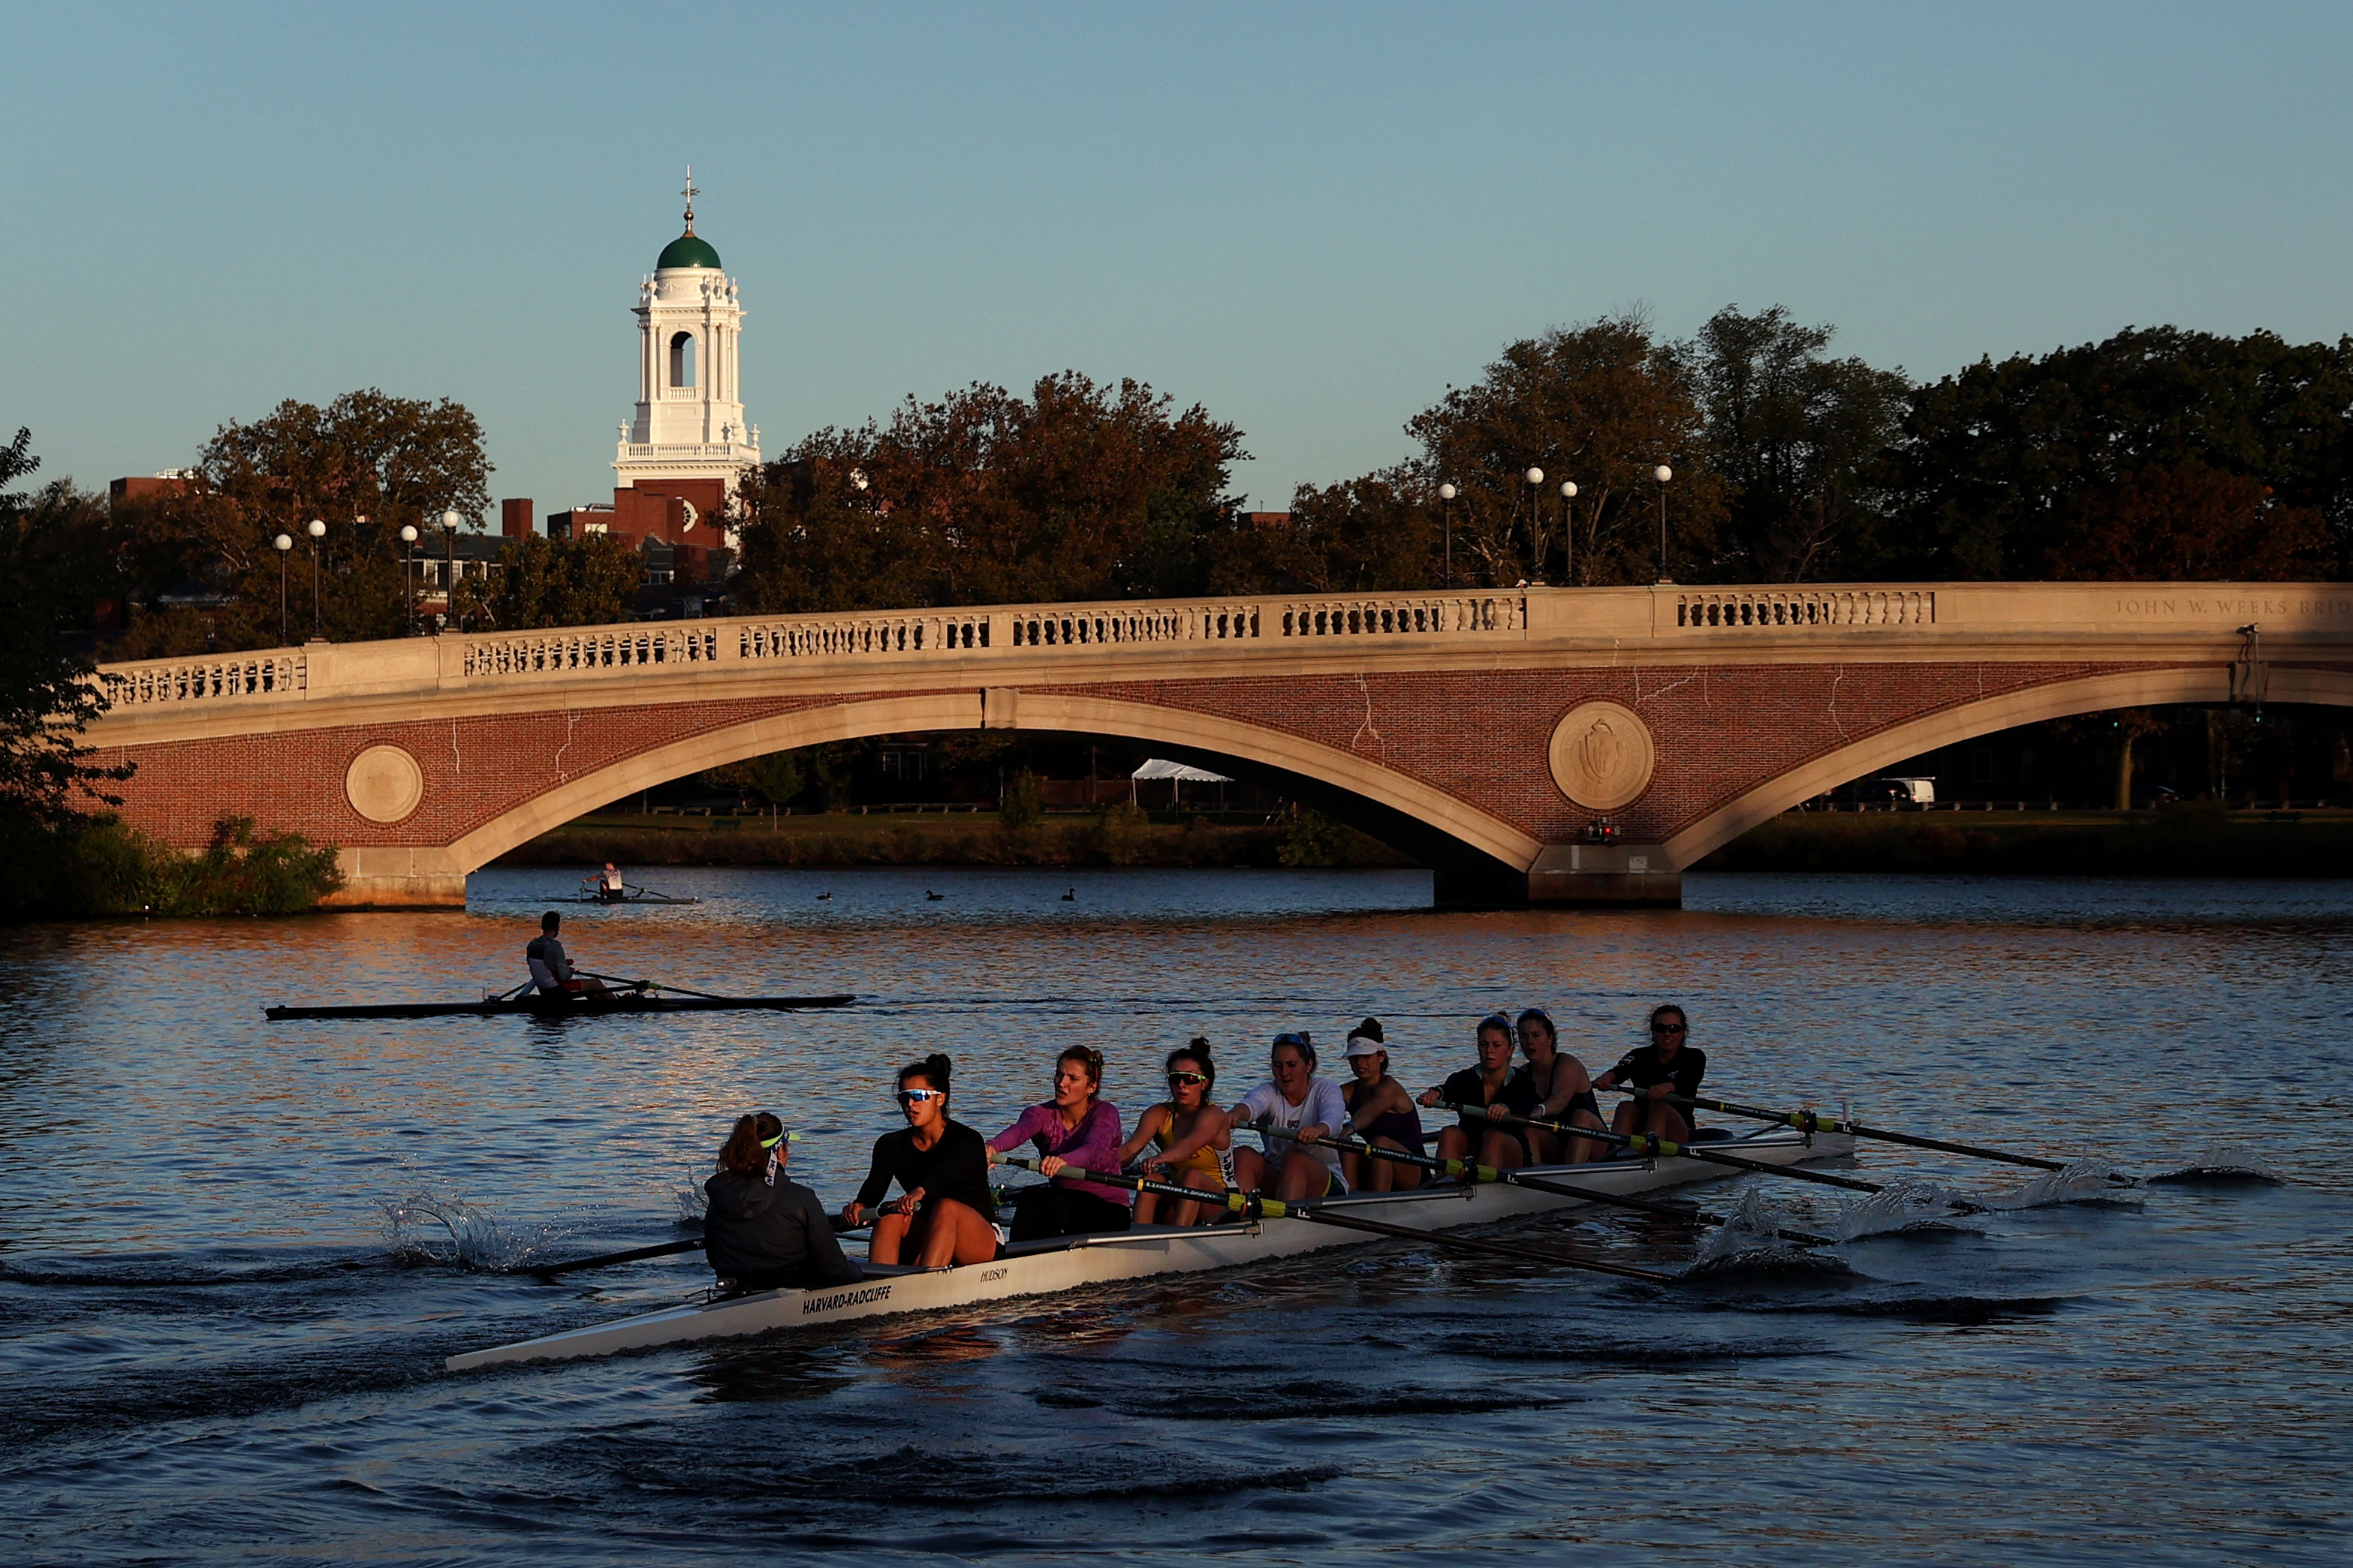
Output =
[
  {"x1": 496, "y1": 808, "x2": 1416, "y2": 871},
  {"x1": 1696, "y1": 805, "x2": 2353, "y2": 876}
]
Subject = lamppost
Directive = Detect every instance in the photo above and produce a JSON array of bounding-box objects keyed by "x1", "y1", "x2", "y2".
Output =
[
  {"x1": 305, "y1": 519, "x2": 327, "y2": 638},
  {"x1": 399, "y1": 524, "x2": 419, "y2": 632},
  {"x1": 1559, "y1": 480, "x2": 1578, "y2": 585},
  {"x1": 439, "y1": 509, "x2": 463, "y2": 629},
  {"x1": 1437, "y1": 482, "x2": 1457, "y2": 587},
  {"x1": 273, "y1": 533, "x2": 293, "y2": 645},
  {"x1": 1653, "y1": 465, "x2": 1674, "y2": 582},
  {"x1": 1523, "y1": 468, "x2": 1544, "y2": 583}
]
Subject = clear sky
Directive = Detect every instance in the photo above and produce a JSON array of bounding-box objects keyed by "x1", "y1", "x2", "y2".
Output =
[{"x1": 6, "y1": 2, "x2": 2349, "y2": 516}]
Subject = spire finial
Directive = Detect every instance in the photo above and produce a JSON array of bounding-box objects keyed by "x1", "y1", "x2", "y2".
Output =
[{"x1": 681, "y1": 165, "x2": 699, "y2": 234}]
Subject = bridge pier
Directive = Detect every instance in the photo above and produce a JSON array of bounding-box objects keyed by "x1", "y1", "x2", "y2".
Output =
[
  {"x1": 323, "y1": 848, "x2": 468, "y2": 910},
  {"x1": 1436, "y1": 844, "x2": 1683, "y2": 907}
]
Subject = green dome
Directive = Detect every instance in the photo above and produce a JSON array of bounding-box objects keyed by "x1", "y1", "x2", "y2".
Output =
[{"x1": 657, "y1": 230, "x2": 722, "y2": 269}]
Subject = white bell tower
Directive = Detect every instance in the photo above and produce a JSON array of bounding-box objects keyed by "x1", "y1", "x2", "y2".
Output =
[{"x1": 614, "y1": 168, "x2": 761, "y2": 492}]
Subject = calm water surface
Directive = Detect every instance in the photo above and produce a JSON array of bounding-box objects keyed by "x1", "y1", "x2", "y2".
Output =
[{"x1": 2, "y1": 868, "x2": 2348, "y2": 1565}]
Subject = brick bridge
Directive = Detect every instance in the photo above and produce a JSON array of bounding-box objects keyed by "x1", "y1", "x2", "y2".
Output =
[{"x1": 83, "y1": 581, "x2": 2353, "y2": 907}]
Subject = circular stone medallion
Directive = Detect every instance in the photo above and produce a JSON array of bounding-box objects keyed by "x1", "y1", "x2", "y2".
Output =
[
  {"x1": 1547, "y1": 701, "x2": 1656, "y2": 811},
  {"x1": 345, "y1": 744, "x2": 425, "y2": 824}
]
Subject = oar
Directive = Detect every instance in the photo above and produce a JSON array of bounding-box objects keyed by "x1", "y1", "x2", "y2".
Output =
[
  {"x1": 483, "y1": 980, "x2": 536, "y2": 1003},
  {"x1": 1445, "y1": 1101, "x2": 1889, "y2": 1196},
  {"x1": 1598, "y1": 1086, "x2": 2129, "y2": 1181},
  {"x1": 999, "y1": 1155, "x2": 1674, "y2": 1285},
  {"x1": 576, "y1": 970, "x2": 730, "y2": 1003},
  {"x1": 529, "y1": 1237, "x2": 705, "y2": 1278},
  {"x1": 1255, "y1": 1124, "x2": 1833, "y2": 1247}
]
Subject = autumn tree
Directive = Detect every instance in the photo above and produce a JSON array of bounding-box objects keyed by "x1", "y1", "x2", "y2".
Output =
[
  {"x1": 487, "y1": 534, "x2": 647, "y2": 629},
  {"x1": 734, "y1": 373, "x2": 1249, "y2": 612}
]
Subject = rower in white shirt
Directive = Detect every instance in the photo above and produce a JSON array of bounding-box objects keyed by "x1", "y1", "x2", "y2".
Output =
[{"x1": 1227, "y1": 1031, "x2": 1349, "y2": 1200}]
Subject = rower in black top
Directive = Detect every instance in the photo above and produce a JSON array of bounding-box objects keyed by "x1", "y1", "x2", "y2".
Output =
[
  {"x1": 1418, "y1": 1013, "x2": 1540, "y2": 1172},
  {"x1": 842, "y1": 1052, "x2": 999, "y2": 1268},
  {"x1": 1593, "y1": 1003, "x2": 1707, "y2": 1144},
  {"x1": 702, "y1": 1111, "x2": 862, "y2": 1292},
  {"x1": 525, "y1": 911, "x2": 606, "y2": 998}
]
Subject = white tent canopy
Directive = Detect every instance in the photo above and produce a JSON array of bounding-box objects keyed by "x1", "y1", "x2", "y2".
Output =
[{"x1": 1131, "y1": 758, "x2": 1234, "y2": 784}]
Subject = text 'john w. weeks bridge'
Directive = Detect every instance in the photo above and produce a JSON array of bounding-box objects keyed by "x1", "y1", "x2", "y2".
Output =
[{"x1": 83, "y1": 580, "x2": 2353, "y2": 907}]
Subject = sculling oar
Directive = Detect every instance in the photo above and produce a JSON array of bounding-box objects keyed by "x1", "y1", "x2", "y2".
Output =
[
  {"x1": 1597, "y1": 1086, "x2": 2131, "y2": 1181},
  {"x1": 577, "y1": 970, "x2": 731, "y2": 1003},
  {"x1": 997, "y1": 1155, "x2": 1673, "y2": 1285},
  {"x1": 1255, "y1": 1124, "x2": 1833, "y2": 1247},
  {"x1": 529, "y1": 1238, "x2": 705, "y2": 1278},
  {"x1": 1445, "y1": 1102, "x2": 1890, "y2": 1196}
]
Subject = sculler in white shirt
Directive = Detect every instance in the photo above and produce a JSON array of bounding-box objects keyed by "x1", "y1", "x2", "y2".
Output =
[{"x1": 1228, "y1": 1031, "x2": 1348, "y2": 1201}]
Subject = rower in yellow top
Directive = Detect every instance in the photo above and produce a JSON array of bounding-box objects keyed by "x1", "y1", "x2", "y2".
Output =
[
  {"x1": 1119, "y1": 1038, "x2": 1234, "y2": 1226},
  {"x1": 526, "y1": 911, "x2": 606, "y2": 997}
]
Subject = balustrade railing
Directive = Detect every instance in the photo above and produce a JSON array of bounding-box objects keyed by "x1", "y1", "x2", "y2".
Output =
[
  {"x1": 107, "y1": 653, "x2": 306, "y2": 706},
  {"x1": 1676, "y1": 589, "x2": 1935, "y2": 630},
  {"x1": 738, "y1": 612, "x2": 990, "y2": 659},
  {"x1": 461, "y1": 625, "x2": 721, "y2": 677},
  {"x1": 1282, "y1": 595, "x2": 1521, "y2": 637}
]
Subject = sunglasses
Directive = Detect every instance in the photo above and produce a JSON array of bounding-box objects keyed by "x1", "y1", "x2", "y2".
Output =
[
  {"x1": 1653, "y1": 1023, "x2": 1688, "y2": 1034},
  {"x1": 896, "y1": 1088, "x2": 943, "y2": 1105},
  {"x1": 1167, "y1": 1070, "x2": 1208, "y2": 1087}
]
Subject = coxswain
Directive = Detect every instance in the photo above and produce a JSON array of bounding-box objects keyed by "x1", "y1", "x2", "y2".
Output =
[
  {"x1": 1593, "y1": 1004, "x2": 1707, "y2": 1144},
  {"x1": 701, "y1": 1112, "x2": 862, "y2": 1292},
  {"x1": 1228, "y1": 1031, "x2": 1348, "y2": 1200},
  {"x1": 598, "y1": 863, "x2": 627, "y2": 901},
  {"x1": 842, "y1": 1052, "x2": 999, "y2": 1267},
  {"x1": 1337, "y1": 1019, "x2": 1423, "y2": 1192},
  {"x1": 1418, "y1": 1013, "x2": 1538, "y2": 1172},
  {"x1": 986, "y1": 1046, "x2": 1132, "y2": 1241},
  {"x1": 525, "y1": 911, "x2": 605, "y2": 996},
  {"x1": 1514, "y1": 1007, "x2": 1605, "y2": 1163},
  {"x1": 1120, "y1": 1038, "x2": 1234, "y2": 1225}
]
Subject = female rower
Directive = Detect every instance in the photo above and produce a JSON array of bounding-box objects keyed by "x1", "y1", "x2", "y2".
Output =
[
  {"x1": 1418, "y1": 1013, "x2": 1538, "y2": 1172},
  {"x1": 842, "y1": 1052, "x2": 999, "y2": 1268},
  {"x1": 1514, "y1": 1007, "x2": 1604, "y2": 1164},
  {"x1": 1337, "y1": 1019, "x2": 1423, "y2": 1193},
  {"x1": 703, "y1": 1112, "x2": 863, "y2": 1291},
  {"x1": 1594, "y1": 1004, "x2": 1707, "y2": 1144},
  {"x1": 986, "y1": 1046, "x2": 1133, "y2": 1241},
  {"x1": 1120, "y1": 1038, "x2": 1234, "y2": 1226},
  {"x1": 1228, "y1": 1031, "x2": 1349, "y2": 1200}
]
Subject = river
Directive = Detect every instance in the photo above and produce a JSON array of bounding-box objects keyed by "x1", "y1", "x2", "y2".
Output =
[{"x1": 2, "y1": 868, "x2": 2347, "y2": 1565}]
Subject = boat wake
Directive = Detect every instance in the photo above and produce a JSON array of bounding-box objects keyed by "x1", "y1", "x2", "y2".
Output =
[
  {"x1": 1971, "y1": 1160, "x2": 2146, "y2": 1210},
  {"x1": 1683, "y1": 1189, "x2": 1855, "y2": 1281},
  {"x1": 381, "y1": 1192, "x2": 574, "y2": 1272},
  {"x1": 2147, "y1": 1144, "x2": 2284, "y2": 1184},
  {"x1": 1830, "y1": 1178, "x2": 1981, "y2": 1240}
]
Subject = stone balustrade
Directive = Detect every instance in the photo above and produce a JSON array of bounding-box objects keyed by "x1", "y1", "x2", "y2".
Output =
[
  {"x1": 107, "y1": 652, "x2": 308, "y2": 708},
  {"x1": 1675, "y1": 588, "x2": 1936, "y2": 630}
]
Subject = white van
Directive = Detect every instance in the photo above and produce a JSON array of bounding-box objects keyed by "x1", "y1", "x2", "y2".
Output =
[{"x1": 1884, "y1": 777, "x2": 1936, "y2": 805}]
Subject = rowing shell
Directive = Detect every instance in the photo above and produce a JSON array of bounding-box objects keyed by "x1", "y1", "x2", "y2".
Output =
[
  {"x1": 447, "y1": 1124, "x2": 1853, "y2": 1371},
  {"x1": 265, "y1": 993, "x2": 854, "y2": 1022}
]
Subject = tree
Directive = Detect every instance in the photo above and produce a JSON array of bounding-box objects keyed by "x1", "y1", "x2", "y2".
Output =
[
  {"x1": 1399, "y1": 315, "x2": 1725, "y2": 586},
  {"x1": 2045, "y1": 460, "x2": 2333, "y2": 581},
  {"x1": 1678, "y1": 305, "x2": 1912, "y2": 582},
  {"x1": 1878, "y1": 328, "x2": 2353, "y2": 579},
  {"x1": 734, "y1": 373, "x2": 1249, "y2": 611},
  {"x1": 486, "y1": 534, "x2": 646, "y2": 629}
]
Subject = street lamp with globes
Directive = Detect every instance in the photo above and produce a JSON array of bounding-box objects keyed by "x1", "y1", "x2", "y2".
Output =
[
  {"x1": 1653, "y1": 465, "x2": 1674, "y2": 582},
  {"x1": 1523, "y1": 468, "x2": 1544, "y2": 585},
  {"x1": 1559, "y1": 480, "x2": 1578, "y2": 585},
  {"x1": 399, "y1": 524, "x2": 420, "y2": 632},
  {"x1": 273, "y1": 533, "x2": 294, "y2": 645},
  {"x1": 1437, "y1": 482, "x2": 1457, "y2": 587},
  {"x1": 438, "y1": 510, "x2": 464, "y2": 628},
  {"x1": 305, "y1": 519, "x2": 327, "y2": 638}
]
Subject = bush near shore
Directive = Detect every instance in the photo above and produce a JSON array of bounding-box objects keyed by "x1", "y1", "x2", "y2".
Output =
[
  {"x1": 1697, "y1": 805, "x2": 2353, "y2": 877},
  {"x1": 0, "y1": 814, "x2": 343, "y2": 919},
  {"x1": 496, "y1": 805, "x2": 1413, "y2": 872}
]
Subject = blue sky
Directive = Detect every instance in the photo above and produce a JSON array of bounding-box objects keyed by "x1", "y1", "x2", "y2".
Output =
[{"x1": 7, "y1": 2, "x2": 2349, "y2": 515}]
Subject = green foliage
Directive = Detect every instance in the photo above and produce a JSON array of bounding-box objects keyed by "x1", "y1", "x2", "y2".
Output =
[
  {"x1": 0, "y1": 813, "x2": 341, "y2": 920},
  {"x1": 733, "y1": 372, "x2": 1249, "y2": 612},
  {"x1": 1090, "y1": 797, "x2": 1151, "y2": 865},
  {"x1": 709, "y1": 750, "x2": 805, "y2": 808},
  {"x1": 999, "y1": 768, "x2": 1045, "y2": 829},
  {"x1": 1276, "y1": 804, "x2": 1348, "y2": 867},
  {"x1": 487, "y1": 533, "x2": 646, "y2": 629}
]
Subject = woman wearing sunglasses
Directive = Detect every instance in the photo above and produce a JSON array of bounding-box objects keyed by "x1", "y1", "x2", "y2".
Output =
[
  {"x1": 702, "y1": 1112, "x2": 864, "y2": 1292},
  {"x1": 1119, "y1": 1038, "x2": 1234, "y2": 1226},
  {"x1": 842, "y1": 1052, "x2": 999, "y2": 1267},
  {"x1": 1228, "y1": 1031, "x2": 1349, "y2": 1201},
  {"x1": 986, "y1": 1045, "x2": 1133, "y2": 1242},
  {"x1": 1593, "y1": 1004, "x2": 1707, "y2": 1145},
  {"x1": 1338, "y1": 1019, "x2": 1422, "y2": 1193}
]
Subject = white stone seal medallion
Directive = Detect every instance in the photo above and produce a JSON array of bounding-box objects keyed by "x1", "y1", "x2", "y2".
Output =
[
  {"x1": 1547, "y1": 701, "x2": 1655, "y2": 811},
  {"x1": 345, "y1": 745, "x2": 425, "y2": 824}
]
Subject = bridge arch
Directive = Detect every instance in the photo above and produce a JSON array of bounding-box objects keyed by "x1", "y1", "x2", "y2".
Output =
[
  {"x1": 1665, "y1": 665, "x2": 2353, "y2": 868},
  {"x1": 443, "y1": 691, "x2": 1545, "y2": 882}
]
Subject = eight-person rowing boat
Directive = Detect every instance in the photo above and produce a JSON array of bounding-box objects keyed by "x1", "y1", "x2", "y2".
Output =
[{"x1": 447, "y1": 1005, "x2": 1899, "y2": 1372}]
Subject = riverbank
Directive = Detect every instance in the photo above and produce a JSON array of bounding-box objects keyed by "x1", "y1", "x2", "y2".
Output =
[
  {"x1": 1695, "y1": 804, "x2": 2353, "y2": 876},
  {"x1": 495, "y1": 808, "x2": 1415, "y2": 871}
]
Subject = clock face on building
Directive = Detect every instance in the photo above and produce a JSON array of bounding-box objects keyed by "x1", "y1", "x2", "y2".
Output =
[{"x1": 680, "y1": 500, "x2": 698, "y2": 531}]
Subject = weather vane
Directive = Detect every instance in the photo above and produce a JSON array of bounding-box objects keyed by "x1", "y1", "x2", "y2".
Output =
[{"x1": 681, "y1": 165, "x2": 698, "y2": 233}]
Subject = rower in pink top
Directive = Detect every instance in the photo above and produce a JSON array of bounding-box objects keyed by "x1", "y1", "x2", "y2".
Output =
[{"x1": 986, "y1": 1045, "x2": 1132, "y2": 1243}]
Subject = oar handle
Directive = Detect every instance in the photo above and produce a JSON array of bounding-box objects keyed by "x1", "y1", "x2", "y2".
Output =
[
  {"x1": 1602, "y1": 1085, "x2": 2089, "y2": 1176},
  {"x1": 999, "y1": 1153, "x2": 1286, "y2": 1220},
  {"x1": 531, "y1": 1237, "x2": 706, "y2": 1277}
]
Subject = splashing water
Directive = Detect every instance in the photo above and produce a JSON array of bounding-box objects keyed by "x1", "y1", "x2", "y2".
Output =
[
  {"x1": 381, "y1": 1192, "x2": 572, "y2": 1271},
  {"x1": 1684, "y1": 1187, "x2": 1851, "y2": 1280},
  {"x1": 1974, "y1": 1160, "x2": 2147, "y2": 1211},
  {"x1": 2147, "y1": 1144, "x2": 2285, "y2": 1184},
  {"x1": 1833, "y1": 1176, "x2": 1978, "y2": 1241},
  {"x1": 674, "y1": 1181, "x2": 708, "y2": 1229}
]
